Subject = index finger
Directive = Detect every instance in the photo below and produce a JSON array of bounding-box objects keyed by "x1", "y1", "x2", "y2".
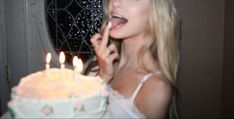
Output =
[{"x1": 100, "y1": 21, "x2": 112, "y2": 47}]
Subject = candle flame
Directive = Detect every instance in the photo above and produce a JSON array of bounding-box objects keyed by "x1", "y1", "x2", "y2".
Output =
[
  {"x1": 46, "y1": 53, "x2": 51, "y2": 64},
  {"x1": 59, "y1": 52, "x2": 65, "y2": 64},
  {"x1": 73, "y1": 56, "x2": 83, "y2": 73},
  {"x1": 73, "y1": 56, "x2": 79, "y2": 68}
]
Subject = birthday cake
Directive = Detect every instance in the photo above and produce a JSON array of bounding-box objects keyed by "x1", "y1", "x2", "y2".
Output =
[{"x1": 7, "y1": 68, "x2": 110, "y2": 118}]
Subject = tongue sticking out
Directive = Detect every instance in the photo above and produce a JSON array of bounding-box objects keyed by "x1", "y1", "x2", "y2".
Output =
[{"x1": 109, "y1": 17, "x2": 128, "y2": 29}]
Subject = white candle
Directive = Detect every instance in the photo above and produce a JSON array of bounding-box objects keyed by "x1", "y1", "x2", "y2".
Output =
[
  {"x1": 59, "y1": 52, "x2": 65, "y2": 69},
  {"x1": 77, "y1": 58, "x2": 83, "y2": 73},
  {"x1": 46, "y1": 53, "x2": 51, "y2": 70},
  {"x1": 73, "y1": 56, "x2": 83, "y2": 74},
  {"x1": 73, "y1": 56, "x2": 79, "y2": 73}
]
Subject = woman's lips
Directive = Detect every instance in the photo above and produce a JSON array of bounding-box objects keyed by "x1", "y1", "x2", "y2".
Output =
[{"x1": 109, "y1": 17, "x2": 128, "y2": 29}]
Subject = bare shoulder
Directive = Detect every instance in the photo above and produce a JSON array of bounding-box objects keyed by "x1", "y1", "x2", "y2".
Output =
[
  {"x1": 146, "y1": 74, "x2": 172, "y2": 96},
  {"x1": 137, "y1": 74, "x2": 172, "y2": 118}
]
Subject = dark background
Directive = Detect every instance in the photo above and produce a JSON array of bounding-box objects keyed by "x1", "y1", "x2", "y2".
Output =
[
  {"x1": 176, "y1": 0, "x2": 234, "y2": 118},
  {"x1": 222, "y1": 0, "x2": 234, "y2": 117}
]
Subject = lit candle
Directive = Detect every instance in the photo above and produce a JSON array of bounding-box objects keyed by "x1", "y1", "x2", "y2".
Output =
[
  {"x1": 73, "y1": 56, "x2": 83, "y2": 74},
  {"x1": 46, "y1": 53, "x2": 51, "y2": 70},
  {"x1": 59, "y1": 52, "x2": 65, "y2": 69},
  {"x1": 73, "y1": 56, "x2": 79, "y2": 73}
]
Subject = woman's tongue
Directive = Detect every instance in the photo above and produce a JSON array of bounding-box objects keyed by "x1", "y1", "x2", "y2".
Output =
[{"x1": 110, "y1": 17, "x2": 128, "y2": 29}]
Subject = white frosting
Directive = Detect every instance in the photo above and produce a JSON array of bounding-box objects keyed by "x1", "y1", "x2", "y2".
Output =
[{"x1": 16, "y1": 68, "x2": 105, "y2": 99}]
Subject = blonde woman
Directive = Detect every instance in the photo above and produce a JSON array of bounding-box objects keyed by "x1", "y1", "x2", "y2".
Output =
[{"x1": 88, "y1": 0, "x2": 180, "y2": 118}]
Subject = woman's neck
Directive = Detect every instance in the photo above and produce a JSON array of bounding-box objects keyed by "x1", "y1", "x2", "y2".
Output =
[
  {"x1": 118, "y1": 35, "x2": 152, "y2": 69},
  {"x1": 118, "y1": 43, "x2": 139, "y2": 68}
]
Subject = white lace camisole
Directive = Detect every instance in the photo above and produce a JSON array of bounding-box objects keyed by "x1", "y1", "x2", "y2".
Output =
[{"x1": 108, "y1": 73, "x2": 160, "y2": 118}]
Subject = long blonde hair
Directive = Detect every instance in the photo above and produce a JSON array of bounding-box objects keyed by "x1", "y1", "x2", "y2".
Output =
[
  {"x1": 149, "y1": 0, "x2": 179, "y2": 85},
  {"x1": 148, "y1": 1, "x2": 180, "y2": 118}
]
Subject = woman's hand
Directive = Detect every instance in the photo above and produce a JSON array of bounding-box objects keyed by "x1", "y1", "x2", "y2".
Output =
[{"x1": 90, "y1": 22, "x2": 119, "y2": 82}]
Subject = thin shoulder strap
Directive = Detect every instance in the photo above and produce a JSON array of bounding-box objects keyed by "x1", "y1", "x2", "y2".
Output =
[{"x1": 129, "y1": 73, "x2": 153, "y2": 106}]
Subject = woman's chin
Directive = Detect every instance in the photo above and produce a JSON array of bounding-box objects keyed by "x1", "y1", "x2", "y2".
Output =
[
  {"x1": 110, "y1": 34, "x2": 126, "y2": 40},
  {"x1": 110, "y1": 33, "x2": 125, "y2": 40}
]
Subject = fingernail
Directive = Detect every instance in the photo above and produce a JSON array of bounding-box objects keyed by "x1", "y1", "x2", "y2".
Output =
[{"x1": 108, "y1": 21, "x2": 112, "y2": 28}]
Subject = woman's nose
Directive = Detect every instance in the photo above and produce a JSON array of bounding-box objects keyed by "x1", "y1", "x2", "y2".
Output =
[{"x1": 111, "y1": 0, "x2": 122, "y2": 9}]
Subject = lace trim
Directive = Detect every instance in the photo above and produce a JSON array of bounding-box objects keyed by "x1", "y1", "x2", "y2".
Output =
[
  {"x1": 108, "y1": 86, "x2": 130, "y2": 100},
  {"x1": 107, "y1": 86, "x2": 146, "y2": 118}
]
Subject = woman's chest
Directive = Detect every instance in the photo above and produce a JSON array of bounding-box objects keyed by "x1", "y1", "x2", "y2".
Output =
[{"x1": 110, "y1": 71, "x2": 143, "y2": 98}]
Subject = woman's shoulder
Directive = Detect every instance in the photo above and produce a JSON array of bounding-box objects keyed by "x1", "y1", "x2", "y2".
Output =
[
  {"x1": 142, "y1": 73, "x2": 172, "y2": 102},
  {"x1": 147, "y1": 73, "x2": 171, "y2": 90},
  {"x1": 137, "y1": 73, "x2": 172, "y2": 118}
]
